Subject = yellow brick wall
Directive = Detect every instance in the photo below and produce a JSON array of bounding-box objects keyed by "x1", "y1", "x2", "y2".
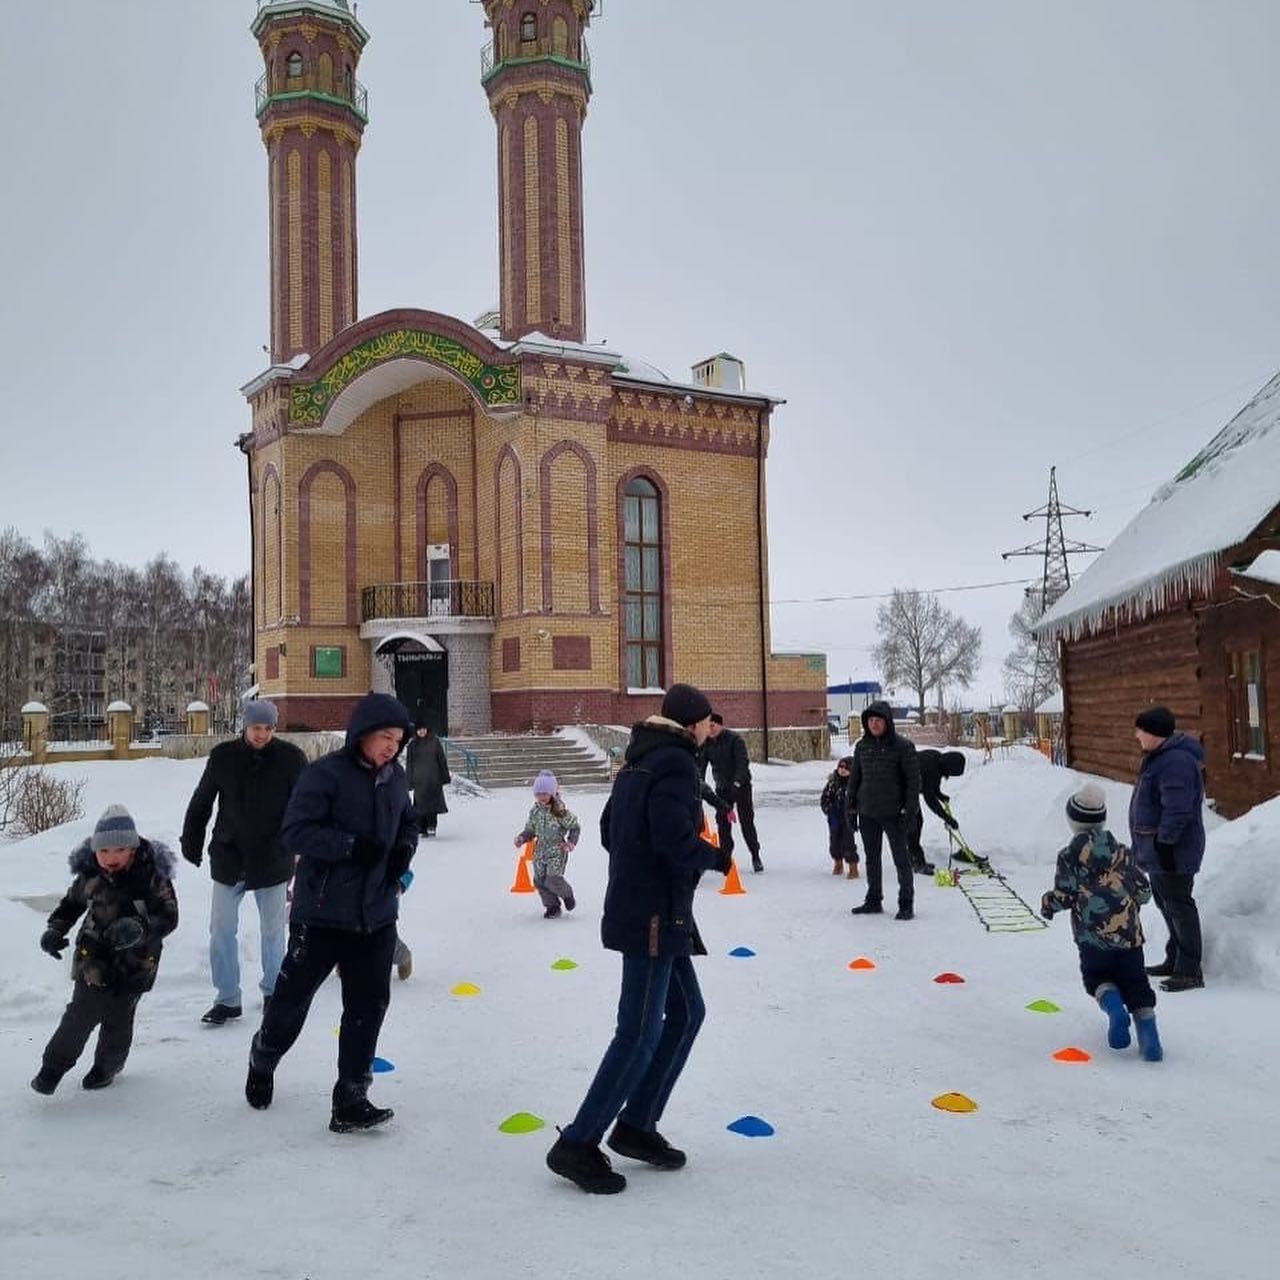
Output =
[{"x1": 547, "y1": 447, "x2": 590, "y2": 612}]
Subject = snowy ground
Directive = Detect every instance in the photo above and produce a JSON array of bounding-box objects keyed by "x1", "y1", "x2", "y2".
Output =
[{"x1": 2, "y1": 746, "x2": 1277, "y2": 1279}]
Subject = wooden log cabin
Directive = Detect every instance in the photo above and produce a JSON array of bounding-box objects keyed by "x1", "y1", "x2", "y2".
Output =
[{"x1": 1036, "y1": 374, "x2": 1280, "y2": 819}]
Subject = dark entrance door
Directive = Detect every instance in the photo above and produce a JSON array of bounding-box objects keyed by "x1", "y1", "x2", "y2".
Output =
[{"x1": 393, "y1": 649, "x2": 449, "y2": 735}]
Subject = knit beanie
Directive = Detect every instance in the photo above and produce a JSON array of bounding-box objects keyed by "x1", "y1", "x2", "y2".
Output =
[
  {"x1": 243, "y1": 699, "x2": 280, "y2": 730},
  {"x1": 1065, "y1": 782, "x2": 1107, "y2": 833},
  {"x1": 1134, "y1": 706, "x2": 1175, "y2": 738},
  {"x1": 533, "y1": 770, "x2": 558, "y2": 797},
  {"x1": 91, "y1": 804, "x2": 141, "y2": 852},
  {"x1": 660, "y1": 683, "x2": 713, "y2": 728}
]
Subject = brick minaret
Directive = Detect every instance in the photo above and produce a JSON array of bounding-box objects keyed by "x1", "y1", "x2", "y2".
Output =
[
  {"x1": 480, "y1": 1, "x2": 594, "y2": 344},
  {"x1": 252, "y1": 1, "x2": 369, "y2": 362}
]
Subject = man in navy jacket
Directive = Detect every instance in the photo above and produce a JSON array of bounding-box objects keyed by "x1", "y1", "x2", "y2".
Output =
[
  {"x1": 546, "y1": 683, "x2": 732, "y2": 1195},
  {"x1": 245, "y1": 692, "x2": 417, "y2": 1131},
  {"x1": 1128, "y1": 706, "x2": 1206, "y2": 992}
]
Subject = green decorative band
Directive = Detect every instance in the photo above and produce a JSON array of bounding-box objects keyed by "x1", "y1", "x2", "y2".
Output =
[
  {"x1": 289, "y1": 328, "x2": 522, "y2": 425},
  {"x1": 482, "y1": 55, "x2": 591, "y2": 90},
  {"x1": 257, "y1": 90, "x2": 369, "y2": 124}
]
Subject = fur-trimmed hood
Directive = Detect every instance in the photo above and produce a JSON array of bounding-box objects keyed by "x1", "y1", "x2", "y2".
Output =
[{"x1": 68, "y1": 836, "x2": 177, "y2": 879}]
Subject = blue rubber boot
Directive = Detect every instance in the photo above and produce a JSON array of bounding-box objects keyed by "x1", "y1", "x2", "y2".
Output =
[
  {"x1": 1135, "y1": 1011, "x2": 1163, "y2": 1062},
  {"x1": 1097, "y1": 985, "x2": 1131, "y2": 1050}
]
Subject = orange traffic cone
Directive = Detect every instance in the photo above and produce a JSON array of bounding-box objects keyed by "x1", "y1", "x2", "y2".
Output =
[
  {"x1": 510, "y1": 855, "x2": 535, "y2": 894},
  {"x1": 719, "y1": 859, "x2": 747, "y2": 895},
  {"x1": 521, "y1": 839, "x2": 535, "y2": 861},
  {"x1": 701, "y1": 813, "x2": 721, "y2": 848}
]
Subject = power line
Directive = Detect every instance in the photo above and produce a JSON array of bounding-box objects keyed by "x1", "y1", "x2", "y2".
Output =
[{"x1": 771, "y1": 576, "x2": 1035, "y2": 605}]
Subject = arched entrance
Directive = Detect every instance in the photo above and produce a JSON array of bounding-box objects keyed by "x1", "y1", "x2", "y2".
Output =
[{"x1": 375, "y1": 634, "x2": 449, "y2": 734}]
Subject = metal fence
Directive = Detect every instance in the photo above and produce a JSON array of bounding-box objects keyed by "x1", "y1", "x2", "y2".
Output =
[{"x1": 361, "y1": 581, "x2": 495, "y2": 623}]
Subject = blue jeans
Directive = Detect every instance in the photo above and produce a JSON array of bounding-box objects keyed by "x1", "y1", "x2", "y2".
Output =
[
  {"x1": 210, "y1": 880, "x2": 289, "y2": 1006},
  {"x1": 563, "y1": 953, "x2": 706, "y2": 1147}
]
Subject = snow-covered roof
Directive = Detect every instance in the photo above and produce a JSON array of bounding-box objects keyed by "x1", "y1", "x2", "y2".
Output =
[
  {"x1": 20, "y1": 701, "x2": 47, "y2": 715},
  {"x1": 1233, "y1": 549, "x2": 1280, "y2": 588},
  {"x1": 1035, "y1": 690, "x2": 1064, "y2": 715},
  {"x1": 106, "y1": 700, "x2": 132, "y2": 714},
  {"x1": 186, "y1": 701, "x2": 210, "y2": 713},
  {"x1": 1036, "y1": 372, "x2": 1280, "y2": 639}
]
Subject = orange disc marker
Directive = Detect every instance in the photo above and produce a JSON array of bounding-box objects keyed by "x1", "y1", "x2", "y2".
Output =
[
  {"x1": 934, "y1": 972, "x2": 965, "y2": 984},
  {"x1": 1052, "y1": 1046, "x2": 1092, "y2": 1063},
  {"x1": 847, "y1": 957, "x2": 877, "y2": 971}
]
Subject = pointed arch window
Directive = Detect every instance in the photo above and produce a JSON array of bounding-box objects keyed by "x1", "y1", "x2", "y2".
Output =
[
  {"x1": 622, "y1": 477, "x2": 663, "y2": 689},
  {"x1": 285, "y1": 52, "x2": 304, "y2": 79},
  {"x1": 520, "y1": 12, "x2": 538, "y2": 43}
]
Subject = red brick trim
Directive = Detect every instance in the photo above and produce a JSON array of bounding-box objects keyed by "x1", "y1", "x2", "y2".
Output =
[
  {"x1": 539, "y1": 439, "x2": 600, "y2": 613},
  {"x1": 495, "y1": 444, "x2": 525, "y2": 616},
  {"x1": 265, "y1": 645, "x2": 281, "y2": 680},
  {"x1": 298, "y1": 459, "x2": 358, "y2": 625},
  {"x1": 615, "y1": 467, "x2": 672, "y2": 690},
  {"x1": 502, "y1": 636, "x2": 521, "y2": 672},
  {"x1": 552, "y1": 635, "x2": 591, "y2": 670},
  {"x1": 273, "y1": 694, "x2": 362, "y2": 732},
  {"x1": 260, "y1": 463, "x2": 284, "y2": 623},
  {"x1": 415, "y1": 464, "x2": 461, "y2": 581}
]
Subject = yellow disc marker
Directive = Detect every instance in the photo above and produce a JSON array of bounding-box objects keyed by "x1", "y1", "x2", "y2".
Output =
[
  {"x1": 451, "y1": 982, "x2": 482, "y2": 997},
  {"x1": 931, "y1": 1092, "x2": 979, "y2": 1113}
]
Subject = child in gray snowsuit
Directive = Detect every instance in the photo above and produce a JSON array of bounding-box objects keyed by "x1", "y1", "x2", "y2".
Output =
[
  {"x1": 1040, "y1": 782, "x2": 1163, "y2": 1062},
  {"x1": 515, "y1": 771, "x2": 581, "y2": 918}
]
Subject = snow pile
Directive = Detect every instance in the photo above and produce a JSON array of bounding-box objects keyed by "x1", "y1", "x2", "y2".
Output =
[
  {"x1": 1037, "y1": 370, "x2": 1280, "y2": 639},
  {"x1": 1233, "y1": 547, "x2": 1280, "y2": 588},
  {"x1": 1198, "y1": 793, "x2": 1280, "y2": 990}
]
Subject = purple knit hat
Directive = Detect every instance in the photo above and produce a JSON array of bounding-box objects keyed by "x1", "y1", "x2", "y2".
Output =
[{"x1": 532, "y1": 770, "x2": 558, "y2": 797}]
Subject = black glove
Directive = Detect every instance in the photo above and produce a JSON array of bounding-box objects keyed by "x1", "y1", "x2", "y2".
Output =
[
  {"x1": 386, "y1": 845, "x2": 413, "y2": 885},
  {"x1": 40, "y1": 929, "x2": 67, "y2": 959},
  {"x1": 182, "y1": 846, "x2": 203, "y2": 868},
  {"x1": 1039, "y1": 893, "x2": 1056, "y2": 921},
  {"x1": 104, "y1": 917, "x2": 148, "y2": 951},
  {"x1": 945, "y1": 814, "x2": 959, "y2": 830},
  {"x1": 714, "y1": 847, "x2": 733, "y2": 876},
  {"x1": 351, "y1": 835, "x2": 385, "y2": 867}
]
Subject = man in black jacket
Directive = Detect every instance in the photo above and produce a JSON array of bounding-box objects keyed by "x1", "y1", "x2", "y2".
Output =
[
  {"x1": 181, "y1": 700, "x2": 307, "y2": 1026},
  {"x1": 704, "y1": 713, "x2": 763, "y2": 872},
  {"x1": 245, "y1": 692, "x2": 417, "y2": 1133},
  {"x1": 906, "y1": 749, "x2": 966, "y2": 875},
  {"x1": 846, "y1": 700, "x2": 921, "y2": 920},
  {"x1": 546, "y1": 683, "x2": 732, "y2": 1195}
]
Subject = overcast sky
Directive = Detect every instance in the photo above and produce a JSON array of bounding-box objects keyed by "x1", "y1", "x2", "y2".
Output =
[{"x1": 4, "y1": 0, "x2": 1280, "y2": 704}]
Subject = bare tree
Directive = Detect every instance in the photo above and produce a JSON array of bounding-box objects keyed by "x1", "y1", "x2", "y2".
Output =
[
  {"x1": 873, "y1": 588, "x2": 983, "y2": 718},
  {"x1": 0, "y1": 529, "x2": 50, "y2": 737},
  {"x1": 1003, "y1": 596, "x2": 1058, "y2": 715}
]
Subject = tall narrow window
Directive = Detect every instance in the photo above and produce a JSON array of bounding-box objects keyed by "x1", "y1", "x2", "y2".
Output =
[
  {"x1": 1228, "y1": 649, "x2": 1267, "y2": 757},
  {"x1": 286, "y1": 52, "x2": 304, "y2": 79},
  {"x1": 622, "y1": 477, "x2": 662, "y2": 689},
  {"x1": 520, "y1": 13, "x2": 538, "y2": 43}
]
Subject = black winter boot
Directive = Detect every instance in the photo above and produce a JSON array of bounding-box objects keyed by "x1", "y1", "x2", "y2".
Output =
[
  {"x1": 607, "y1": 1120, "x2": 686, "y2": 1169},
  {"x1": 546, "y1": 1130, "x2": 626, "y2": 1194},
  {"x1": 82, "y1": 1066, "x2": 117, "y2": 1090},
  {"x1": 30, "y1": 1067, "x2": 62, "y2": 1096},
  {"x1": 330, "y1": 1079, "x2": 394, "y2": 1133},
  {"x1": 750, "y1": 852, "x2": 764, "y2": 874},
  {"x1": 201, "y1": 1003, "x2": 242, "y2": 1026},
  {"x1": 245, "y1": 1059, "x2": 275, "y2": 1110},
  {"x1": 851, "y1": 900, "x2": 883, "y2": 915}
]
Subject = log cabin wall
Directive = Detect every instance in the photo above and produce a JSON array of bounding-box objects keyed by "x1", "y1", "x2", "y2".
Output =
[{"x1": 1061, "y1": 605, "x2": 1202, "y2": 785}]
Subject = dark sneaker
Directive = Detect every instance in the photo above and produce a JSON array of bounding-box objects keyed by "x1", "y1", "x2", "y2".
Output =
[
  {"x1": 546, "y1": 1132, "x2": 627, "y2": 1194},
  {"x1": 330, "y1": 1097, "x2": 394, "y2": 1133},
  {"x1": 1160, "y1": 974, "x2": 1205, "y2": 993},
  {"x1": 543, "y1": 906, "x2": 562, "y2": 919},
  {"x1": 850, "y1": 901, "x2": 883, "y2": 915},
  {"x1": 30, "y1": 1068, "x2": 62, "y2": 1096},
  {"x1": 606, "y1": 1121, "x2": 686, "y2": 1170},
  {"x1": 245, "y1": 1061, "x2": 275, "y2": 1110},
  {"x1": 750, "y1": 853, "x2": 764, "y2": 874},
  {"x1": 202, "y1": 1003, "x2": 242, "y2": 1026},
  {"x1": 1144, "y1": 961, "x2": 1175, "y2": 977},
  {"x1": 894, "y1": 907, "x2": 914, "y2": 921},
  {"x1": 82, "y1": 1066, "x2": 116, "y2": 1090},
  {"x1": 912, "y1": 862, "x2": 935, "y2": 876},
  {"x1": 564, "y1": 894, "x2": 576, "y2": 912}
]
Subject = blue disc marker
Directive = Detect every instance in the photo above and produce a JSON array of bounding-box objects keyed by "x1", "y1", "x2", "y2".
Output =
[
  {"x1": 371, "y1": 1056, "x2": 395, "y2": 1073},
  {"x1": 728, "y1": 946, "x2": 756, "y2": 957},
  {"x1": 727, "y1": 1115, "x2": 774, "y2": 1138}
]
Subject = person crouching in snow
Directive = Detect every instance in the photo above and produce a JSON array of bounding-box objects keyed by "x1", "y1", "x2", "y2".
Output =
[
  {"x1": 32, "y1": 805, "x2": 179, "y2": 1095},
  {"x1": 820, "y1": 757, "x2": 859, "y2": 878},
  {"x1": 515, "y1": 771, "x2": 580, "y2": 918},
  {"x1": 1040, "y1": 783, "x2": 1163, "y2": 1062}
]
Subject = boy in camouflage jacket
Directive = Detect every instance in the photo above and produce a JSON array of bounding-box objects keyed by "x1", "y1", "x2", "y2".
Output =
[
  {"x1": 514, "y1": 771, "x2": 581, "y2": 918},
  {"x1": 1040, "y1": 783, "x2": 1163, "y2": 1061},
  {"x1": 31, "y1": 805, "x2": 179, "y2": 1094}
]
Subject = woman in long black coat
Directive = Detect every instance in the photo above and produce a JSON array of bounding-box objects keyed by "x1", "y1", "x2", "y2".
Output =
[{"x1": 406, "y1": 725, "x2": 451, "y2": 836}]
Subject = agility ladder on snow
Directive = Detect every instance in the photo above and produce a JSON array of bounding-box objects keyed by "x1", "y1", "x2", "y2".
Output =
[{"x1": 943, "y1": 807, "x2": 1047, "y2": 934}]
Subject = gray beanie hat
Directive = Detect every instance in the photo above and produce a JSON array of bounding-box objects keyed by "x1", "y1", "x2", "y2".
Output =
[
  {"x1": 243, "y1": 700, "x2": 280, "y2": 730},
  {"x1": 1065, "y1": 782, "x2": 1107, "y2": 833},
  {"x1": 91, "y1": 804, "x2": 141, "y2": 852}
]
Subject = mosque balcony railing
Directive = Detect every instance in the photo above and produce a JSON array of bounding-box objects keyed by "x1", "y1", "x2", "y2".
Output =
[
  {"x1": 481, "y1": 37, "x2": 591, "y2": 85},
  {"x1": 255, "y1": 72, "x2": 369, "y2": 122},
  {"x1": 361, "y1": 581, "x2": 496, "y2": 623}
]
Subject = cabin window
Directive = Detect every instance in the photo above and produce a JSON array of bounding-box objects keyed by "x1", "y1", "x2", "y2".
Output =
[{"x1": 1228, "y1": 648, "x2": 1267, "y2": 758}]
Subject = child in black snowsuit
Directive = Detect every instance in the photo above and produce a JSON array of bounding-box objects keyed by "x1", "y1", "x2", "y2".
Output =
[
  {"x1": 819, "y1": 757, "x2": 859, "y2": 878},
  {"x1": 32, "y1": 805, "x2": 179, "y2": 1094},
  {"x1": 1040, "y1": 783, "x2": 1162, "y2": 1062}
]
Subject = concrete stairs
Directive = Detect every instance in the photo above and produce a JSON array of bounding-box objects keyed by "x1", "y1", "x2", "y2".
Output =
[{"x1": 444, "y1": 733, "x2": 612, "y2": 790}]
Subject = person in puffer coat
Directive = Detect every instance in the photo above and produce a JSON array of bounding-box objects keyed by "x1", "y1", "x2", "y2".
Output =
[
  {"x1": 514, "y1": 770, "x2": 581, "y2": 918},
  {"x1": 1128, "y1": 706, "x2": 1206, "y2": 993},
  {"x1": 846, "y1": 700, "x2": 920, "y2": 919},
  {"x1": 819, "y1": 757, "x2": 859, "y2": 877},
  {"x1": 546, "y1": 684, "x2": 733, "y2": 1196},
  {"x1": 31, "y1": 805, "x2": 179, "y2": 1095},
  {"x1": 1042, "y1": 783, "x2": 1162, "y2": 1061},
  {"x1": 245, "y1": 692, "x2": 417, "y2": 1134}
]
